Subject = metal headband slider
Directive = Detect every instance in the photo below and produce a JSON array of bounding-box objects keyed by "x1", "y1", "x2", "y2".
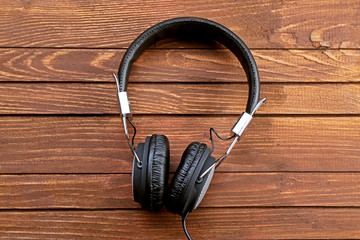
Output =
[
  {"x1": 231, "y1": 112, "x2": 252, "y2": 136},
  {"x1": 231, "y1": 97, "x2": 267, "y2": 136},
  {"x1": 113, "y1": 72, "x2": 131, "y2": 115},
  {"x1": 118, "y1": 91, "x2": 131, "y2": 115}
]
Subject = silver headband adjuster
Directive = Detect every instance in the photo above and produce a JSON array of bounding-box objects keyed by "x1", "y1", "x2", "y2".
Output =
[{"x1": 113, "y1": 73, "x2": 140, "y2": 165}]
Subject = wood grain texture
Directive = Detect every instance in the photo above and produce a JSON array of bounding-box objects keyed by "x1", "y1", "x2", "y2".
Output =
[
  {"x1": 1, "y1": 49, "x2": 359, "y2": 83},
  {"x1": 0, "y1": 83, "x2": 359, "y2": 114},
  {"x1": 0, "y1": 0, "x2": 359, "y2": 48},
  {"x1": 1, "y1": 0, "x2": 359, "y2": 239},
  {"x1": 0, "y1": 116, "x2": 358, "y2": 173},
  {"x1": 0, "y1": 208, "x2": 359, "y2": 239},
  {"x1": 0, "y1": 173, "x2": 360, "y2": 209}
]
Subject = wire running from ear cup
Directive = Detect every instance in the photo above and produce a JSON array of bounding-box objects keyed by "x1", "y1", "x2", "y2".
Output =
[
  {"x1": 199, "y1": 97, "x2": 267, "y2": 180},
  {"x1": 182, "y1": 212, "x2": 192, "y2": 240},
  {"x1": 209, "y1": 128, "x2": 236, "y2": 154}
]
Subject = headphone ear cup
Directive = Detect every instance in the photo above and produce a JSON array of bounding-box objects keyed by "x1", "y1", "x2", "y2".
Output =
[
  {"x1": 166, "y1": 142, "x2": 214, "y2": 216},
  {"x1": 132, "y1": 134, "x2": 170, "y2": 211},
  {"x1": 146, "y1": 134, "x2": 170, "y2": 211}
]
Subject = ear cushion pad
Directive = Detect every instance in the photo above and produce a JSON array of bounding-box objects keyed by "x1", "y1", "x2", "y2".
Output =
[
  {"x1": 146, "y1": 134, "x2": 170, "y2": 211},
  {"x1": 166, "y1": 142, "x2": 207, "y2": 212}
]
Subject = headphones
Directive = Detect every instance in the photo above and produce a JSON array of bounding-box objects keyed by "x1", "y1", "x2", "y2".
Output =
[{"x1": 113, "y1": 17, "x2": 266, "y2": 239}]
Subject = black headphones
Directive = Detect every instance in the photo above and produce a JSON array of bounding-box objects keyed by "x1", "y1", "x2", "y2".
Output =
[{"x1": 113, "y1": 17, "x2": 266, "y2": 239}]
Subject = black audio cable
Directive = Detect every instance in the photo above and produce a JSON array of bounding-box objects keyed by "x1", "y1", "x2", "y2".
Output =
[{"x1": 182, "y1": 212, "x2": 192, "y2": 240}]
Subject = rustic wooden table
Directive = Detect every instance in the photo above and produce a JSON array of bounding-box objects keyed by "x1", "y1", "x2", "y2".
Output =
[{"x1": 0, "y1": 1, "x2": 359, "y2": 239}]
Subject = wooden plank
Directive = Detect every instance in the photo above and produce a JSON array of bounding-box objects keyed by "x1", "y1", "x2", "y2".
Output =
[
  {"x1": 0, "y1": 116, "x2": 358, "y2": 173},
  {"x1": 1, "y1": 49, "x2": 359, "y2": 83},
  {"x1": 0, "y1": 83, "x2": 359, "y2": 114},
  {"x1": 1, "y1": 173, "x2": 360, "y2": 209},
  {"x1": 0, "y1": 208, "x2": 359, "y2": 239},
  {"x1": 0, "y1": 0, "x2": 359, "y2": 48}
]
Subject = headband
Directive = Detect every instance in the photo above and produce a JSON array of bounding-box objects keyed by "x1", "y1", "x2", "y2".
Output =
[{"x1": 117, "y1": 17, "x2": 260, "y2": 113}]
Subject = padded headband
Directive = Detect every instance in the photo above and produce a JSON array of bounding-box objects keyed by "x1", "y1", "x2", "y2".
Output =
[{"x1": 117, "y1": 17, "x2": 260, "y2": 114}]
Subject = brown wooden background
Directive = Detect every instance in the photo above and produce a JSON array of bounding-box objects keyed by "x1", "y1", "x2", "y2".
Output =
[{"x1": 0, "y1": 0, "x2": 359, "y2": 239}]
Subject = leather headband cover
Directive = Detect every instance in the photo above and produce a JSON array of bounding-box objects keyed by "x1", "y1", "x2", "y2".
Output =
[{"x1": 117, "y1": 17, "x2": 260, "y2": 113}]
